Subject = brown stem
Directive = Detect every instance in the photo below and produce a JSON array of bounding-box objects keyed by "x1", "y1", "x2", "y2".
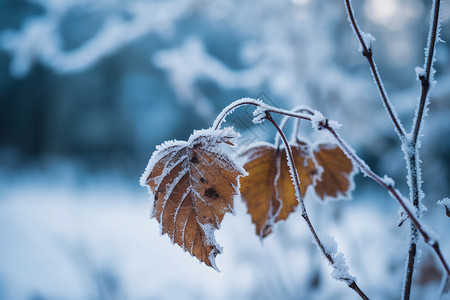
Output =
[
  {"x1": 343, "y1": 0, "x2": 406, "y2": 139},
  {"x1": 266, "y1": 113, "x2": 369, "y2": 300}
]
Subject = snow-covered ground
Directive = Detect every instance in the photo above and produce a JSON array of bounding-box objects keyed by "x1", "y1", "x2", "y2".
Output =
[{"x1": 0, "y1": 168, "x2": 448, "y2": 300}]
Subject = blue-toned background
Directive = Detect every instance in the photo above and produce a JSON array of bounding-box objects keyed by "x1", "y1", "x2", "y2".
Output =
[{"x1": 1, "y1": 0, "x2": 449, "y2": 299}]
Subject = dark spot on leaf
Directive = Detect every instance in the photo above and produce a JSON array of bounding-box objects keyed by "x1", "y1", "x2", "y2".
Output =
[
  {"x1": 205, "y1": 187, "x2": 220, "y2": 199},
  {"x1": 190, "y1": 156, "x2": 199, "y2": 164}
]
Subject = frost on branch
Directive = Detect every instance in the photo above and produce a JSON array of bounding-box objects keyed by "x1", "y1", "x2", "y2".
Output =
[
  {"x1": 252, "y1": 102, "x2": 270, "y2": 124},
  {"x1": 437, "y1": 198, "x2": 450, "y2": 217},
  {"x1": 310, "y1": 110, "x2": 341, "y2": 131},
  {"x1": 359, "y1": 31, "x2": 375, "y2": 53},
  {"x1": 140, "y1": 127, "x2": 246, "y2": 271},
  {"x1": 322, "y1": 235, "x2": 356, "y2": 284}
]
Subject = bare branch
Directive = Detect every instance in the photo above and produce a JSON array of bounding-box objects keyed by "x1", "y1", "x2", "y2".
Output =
[{"x1": 343, "y1": 0, "x2": 406, "y2": 140}]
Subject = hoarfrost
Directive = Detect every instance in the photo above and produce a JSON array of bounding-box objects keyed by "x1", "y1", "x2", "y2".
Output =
[
  {"x1": 252, "y1": 102, "x2": 271, "y2": 124},
  {"x1": 322, "y1": 235, "x2": 356, "y2": 284},
  {"x1": 415, "y1": 66, "x2": 426, "y2": 80},
  {"x1": 437, "y1": 197, "x2": 450, "y2": 207},
  {"x1": 310, "y1": 110, "x2": 341, "y2": 131},
  {"x1": 359, "y1": 31, "x2": 375, "y2": 53},
  {"x1": 213, "y1": 98, "x2": 265, "y2": 129},
  {"x1": 140, "y1": 126, "x2": 246, "y2": 271},
  {"x1": 382, "y1": 175, "x2": 395, "y2": 187},
  {"x1": 310, "y1": 111, "x2": 326, "y2": 131},
  {"x1": 437, "y1": 197, "x2": 450, "y2": 217}
]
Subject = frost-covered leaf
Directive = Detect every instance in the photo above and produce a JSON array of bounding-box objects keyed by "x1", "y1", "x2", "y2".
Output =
[
  {"x1": 313, "y1": 143, "x2": 355, "y2": 200},
  {"x1": 240, "y1": 141, "x2": 318, "y2": 238},
  {"x1": 140, "y1": 127, "x2": 246, "y2": 271}
]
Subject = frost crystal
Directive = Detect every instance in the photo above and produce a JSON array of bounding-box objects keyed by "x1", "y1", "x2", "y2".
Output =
[
  {"x1": 212, "y1": 98, "x2": 265, "y2": 129},
  {"x1": 382, "y1": 175, "x2": 395, "y2": 187},
  {"x1": 437, "y1": 198, "x2": 450, "y2": 217},
  {"x1": 359, "y1": 31, "x2": 375, "y2": 53},
  {"x1": 322, "y1": 235, "x2": 355, "y2": 284},
  {"x1": 310, "y1": 111, "x2": 326, "y2": 131},
  {"x1": 437, "y1": 197, "x2": 450, "y2": 207},
  {"x1": 415, "y1": 66, "x2": 425, "y2": 80},
  {"x1": 252, "y1": 103, "x2": 270, "y2": 124},
  {"x1": 310, "y1": 111, "x2": 342, "y2": 131}
]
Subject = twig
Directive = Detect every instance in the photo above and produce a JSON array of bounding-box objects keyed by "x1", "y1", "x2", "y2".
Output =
[
  {"x1": 343, "y1": 0, "x2": 406, "y2": 140},
  {"x1": 214, "y1": 98, "x2": 450, "y2": 278},
  {"x1": 405, "y1": 1, "x2": 441, "y2": 298},
  {"x1": 344, "y1": 1, "x2": 443, "y2": 298},
  {"x1": 411, "y1": 0, "x2": 441, "y2": 146},
  {"x1": 321, "y1": 123, "x2": 450, "y2": 278},
  {"x1": 265, "y1": 112, "x2": 369, "y2": 300}
]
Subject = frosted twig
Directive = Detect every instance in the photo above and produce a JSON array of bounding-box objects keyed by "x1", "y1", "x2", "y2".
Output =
[
  {"x1": 404, "y1": 1, "x2": 442, "y2": 298},
  {"x1": 213, "y1": 98, "x2": 312, "y2": 130},
  {"x1": 265, "y1": 112, "x2": 369, "y2": 300},
  {"x1": 411, "y1": 0, "x2": 442, "y2": 147},
  {"x1": 343, "y1": 0, "x2": 406, "y2": 140},
  {"x1": 319, "y1": 122, "x2": 450, "y2": 278}
]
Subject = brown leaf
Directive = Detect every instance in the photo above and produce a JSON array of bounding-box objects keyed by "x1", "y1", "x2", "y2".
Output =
[
  {"x1": 140, "y1": 128, "x2": 246, "y2": 270},
  {"x1": 240, "y1": 141, "x2": 318, "y2": 238},
  {"x1": 313, "y1": 143, "x2": 355, "y2": 200}
]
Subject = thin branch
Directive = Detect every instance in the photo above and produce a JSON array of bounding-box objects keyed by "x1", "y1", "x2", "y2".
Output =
[
  {"x1": 265, "y1": 113, "x2": 369, "y2": 300},
  {"x1": 411, "y1": 0, "x2": 441, "y2": 148},
  {"x1": 322, "y1": 123, "x2": 450, "y2": 278},
  {"x1": 343, "y1": 0, "x2": 406, "y2": 140}
]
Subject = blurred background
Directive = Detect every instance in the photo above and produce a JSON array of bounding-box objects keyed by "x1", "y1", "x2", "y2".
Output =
[{"x1": 0, "y1": 0, "x2": 449, "y2": 299}]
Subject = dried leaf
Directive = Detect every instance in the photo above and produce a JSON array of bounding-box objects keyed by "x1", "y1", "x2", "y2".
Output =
[
  {"x1": 240, "y1": 141, "x2": 318, "y2": 238},
  {"x1": 313, "y1": 143, "x2": 355, "y2": 200},
  {"x1": 140, "y1": 128, "x2": 246, "y2": 270}
]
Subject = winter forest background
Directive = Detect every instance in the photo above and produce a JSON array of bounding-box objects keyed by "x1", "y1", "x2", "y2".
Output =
[{"x1": 1, "y1": 0, "x2": 450, "y2": 299}]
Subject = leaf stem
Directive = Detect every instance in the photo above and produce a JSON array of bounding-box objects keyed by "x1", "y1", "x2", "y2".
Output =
[
  {"x1": 266, "y1": 112, "x2": 369, "y2": 300},
  {"x1": 343, "y1": 0, "x2": 406, "y2": 140}
]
